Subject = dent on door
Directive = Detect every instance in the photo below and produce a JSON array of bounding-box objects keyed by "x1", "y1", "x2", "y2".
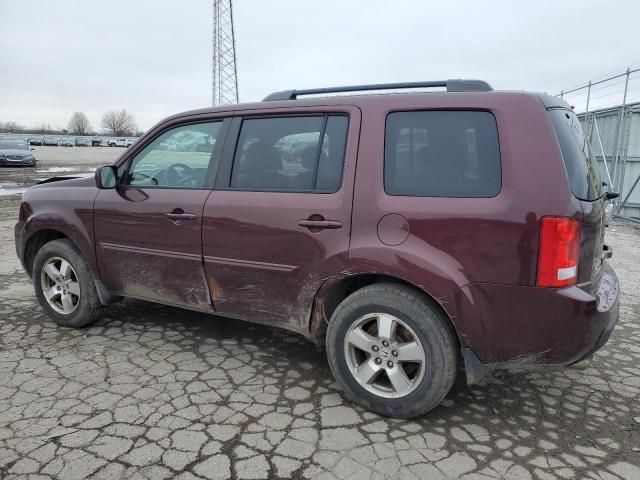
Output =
[
  {"x1": 201, "y1": 108, "x2": 360, "y2": 332},
  {"x1": 201, "y1": 196, "x2": 348, "y2": 331}
]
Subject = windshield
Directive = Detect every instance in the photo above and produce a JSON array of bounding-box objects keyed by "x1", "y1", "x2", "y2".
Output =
[
  {"x1": 548, "y1": 108, "x2": 603, "y2": 201},
  {"x1": 0, "y1": 141, "x2": 28, "y2": 150}
]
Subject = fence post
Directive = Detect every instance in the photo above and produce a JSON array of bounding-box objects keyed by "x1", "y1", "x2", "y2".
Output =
[
  {"x1": 593, "y1": 117, "x2": 614, "y2": 188},
  {"x1": 586, "y1": 81, "x2": 592, "y2": 112},
  {"x1": 612, "y1": 68, "x2": 631, "y2": 210},
  {"x1": 622, "y1": 67, "x2": 631, "y2": 106}
]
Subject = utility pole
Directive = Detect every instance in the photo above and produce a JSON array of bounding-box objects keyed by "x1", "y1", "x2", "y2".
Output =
[{"x1": 212, "y1": 0, "x2": 239, "y2": 106}]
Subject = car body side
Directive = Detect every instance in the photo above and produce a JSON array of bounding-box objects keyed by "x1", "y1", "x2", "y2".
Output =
[{"x1": 15, "y1": 91, "x2": 619, "y2": 383}]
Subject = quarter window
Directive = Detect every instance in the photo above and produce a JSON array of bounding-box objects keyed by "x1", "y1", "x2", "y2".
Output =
[
  {"x1": 230, "y1": 115, "x2": 348, "y2": 192},
  {"x1": 384, "y1": 111, "x2": 501, "y2": 197},
  {"x1": 126, "y1": 122, "x2": 222, "y2": 188},
  {"x1": 548, "y1": 109, "x2": 603, "y2": 201}
]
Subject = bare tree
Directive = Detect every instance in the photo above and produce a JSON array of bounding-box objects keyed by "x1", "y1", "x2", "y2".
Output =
[
  {"x1": 28, "y1": 123, "x2": 53, "y2": 134},
  {"x1": 67, "y1": 112, "x2": 91, "y2": 136},
  {"x1": 0, "y1": 121, "x2": 25, "y2": 133},
  {"x1": 101, "y1": 109, "x2": 137, "y2": 136}
]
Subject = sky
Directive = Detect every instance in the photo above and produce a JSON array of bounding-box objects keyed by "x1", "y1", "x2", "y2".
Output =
[{"x1": 1, "y1": 0, "x2": 640, "y2": 132}]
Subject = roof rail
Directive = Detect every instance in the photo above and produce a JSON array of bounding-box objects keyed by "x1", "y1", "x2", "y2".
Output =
[{"x1": 262, "y1": 79, "x2": 493, "y2": 101}]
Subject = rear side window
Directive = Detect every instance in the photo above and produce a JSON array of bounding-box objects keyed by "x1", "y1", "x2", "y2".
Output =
[
  {"x1": 385, "y1": 111, "x2": 501, "y2": 197},
  {"x1": 230, "y1": 115, "x2": 348, "y2": 192},
  {"x1": 548, "y1": 109, "x2": 603, "y2": 201}
]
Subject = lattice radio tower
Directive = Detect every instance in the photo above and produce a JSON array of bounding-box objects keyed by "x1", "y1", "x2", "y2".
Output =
[{"x1": 212, "y1": 0, "x2": 239, "y2": 106}]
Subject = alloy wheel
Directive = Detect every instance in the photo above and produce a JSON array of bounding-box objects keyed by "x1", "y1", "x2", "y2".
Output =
[
  {"x1": 344, "y1": 313, "x2": 426, "y2": 398},
  {"x1": 40, "y1": 257, "x2": 80, "y2": 315}
]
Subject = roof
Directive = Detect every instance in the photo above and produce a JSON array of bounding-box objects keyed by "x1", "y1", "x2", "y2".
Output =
[{"x1": 161, "y1": 81, "x2": 568, "y2": 124}]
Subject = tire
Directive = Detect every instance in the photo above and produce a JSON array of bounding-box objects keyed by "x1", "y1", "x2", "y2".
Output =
[
  {"x1": 32, "y1": 239, "x2": 103, "y2": 328},
  {"x1": 326, "y1": 283, "x2": 458, "y2": 418}
]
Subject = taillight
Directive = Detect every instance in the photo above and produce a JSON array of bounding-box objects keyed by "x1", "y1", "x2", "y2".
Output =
[{"x1": 536, "y1": 217, "x2": 580, "y2": 288}]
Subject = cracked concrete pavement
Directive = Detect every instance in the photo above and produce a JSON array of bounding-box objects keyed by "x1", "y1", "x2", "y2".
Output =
[{"x1": 0, "y1": 195, "x2": 639, "y2": 479}]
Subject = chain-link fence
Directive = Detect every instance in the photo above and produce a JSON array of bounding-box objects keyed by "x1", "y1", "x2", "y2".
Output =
[{"x1": 559, "y1": 67, "x2": 640, "y2": 220}]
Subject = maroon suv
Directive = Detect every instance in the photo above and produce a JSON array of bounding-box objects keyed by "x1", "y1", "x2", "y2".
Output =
[{"x1": 15, "y1": 80, "x2": 620, "y2": 418}]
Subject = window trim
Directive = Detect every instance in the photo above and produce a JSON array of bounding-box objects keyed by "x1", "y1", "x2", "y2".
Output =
[
  {"x1": 119, "y1": 118, "x2": 230, "y2": 191},
  {"x1": 215, "y1": 113, "x2": 349, "y2": 194},
  {"x1": 383, "y1": 109, "x2": 503, "y2": 199}
]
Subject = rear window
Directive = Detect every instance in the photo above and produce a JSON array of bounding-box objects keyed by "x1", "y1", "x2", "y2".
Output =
[
  {"x1": 384, "y1": 111, "x2": 501, "y2": 197},
  {"x1": 548, "y1": 109, "x2": 603, "y2": 201}
]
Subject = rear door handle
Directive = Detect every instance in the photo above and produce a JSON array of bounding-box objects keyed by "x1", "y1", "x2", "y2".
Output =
[
  {"x1": 298, "y1": 219, "x2": 343, "y2": 229},
  {"x1": 165, "y1": 212, "x2": 198, "y2": 221}
]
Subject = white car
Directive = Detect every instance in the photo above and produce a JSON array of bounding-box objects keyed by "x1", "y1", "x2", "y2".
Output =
[
  {"x1": 108, "y1": 138, "x2": 134, "y2": 147},
  {"x1": 159, "y1": 140, "x2": 180, "y2": 151}
]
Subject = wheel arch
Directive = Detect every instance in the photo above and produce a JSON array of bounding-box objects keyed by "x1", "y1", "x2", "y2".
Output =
[
  {"x1": 308, "y1": 273, "x2": 463, "y2": 352},
  {"x1": 23, "y1": 228, "x2": 70, "y2": 276},
  {"x1": 22, "y1": 205, "x2": 97, "y2": 274},
  {"x1": 22, "y1": 227, "x2": 118, "y2": 306}
]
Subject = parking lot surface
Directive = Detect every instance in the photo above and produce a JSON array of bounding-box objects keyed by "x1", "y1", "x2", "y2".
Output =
[
  {"x1": 0, "y1": 146, "x2": 121, "y2": 197},
  {"x1": 0, "y1": 185, "x2": 639, "y2": 478}
]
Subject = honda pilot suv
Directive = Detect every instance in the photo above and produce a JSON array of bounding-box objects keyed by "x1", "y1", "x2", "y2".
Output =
[{"x1": 15, "y1": 80, "x2": 620, "y2": 418}]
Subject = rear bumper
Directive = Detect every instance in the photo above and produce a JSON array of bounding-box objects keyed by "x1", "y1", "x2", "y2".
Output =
[
  {"x1": 440, "y1": 261, "x2": 620, "y2": 383},
  {"x1": 569, "y1": 294, "x2": 619, "y2": 366}
]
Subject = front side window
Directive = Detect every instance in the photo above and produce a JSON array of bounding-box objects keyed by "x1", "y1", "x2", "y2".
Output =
[
  {"x1": 230, "y1": 115, "x2": 348, "y2": 192},
  {"x1": 385, "y1": 111, "x2": 501, "y2": 197},
  {"x1": 125, "y1": 121, "x2": 222, "y2": 188}
]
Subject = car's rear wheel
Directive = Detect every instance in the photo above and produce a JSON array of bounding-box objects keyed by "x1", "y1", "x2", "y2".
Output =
[
  {"x1": 326, "y1": 283, "x2": 458, "y2": 418},
  {"x1": 33, "y1": 239, "x2": 103, "y2": 327}
]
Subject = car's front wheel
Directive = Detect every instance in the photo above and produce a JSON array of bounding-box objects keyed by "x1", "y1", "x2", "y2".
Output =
[
  {"x1": 33, "y1": 239, "x2": 103, "y2": 327},
  {"x1": 326, "y1": 283, "x2": 458, "y2": 418}
]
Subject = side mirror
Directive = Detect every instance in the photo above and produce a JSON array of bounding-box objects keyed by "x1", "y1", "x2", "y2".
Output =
[
  {"x1": 96, "y1": 165, "x2": 118, "y2": 189},
  {"x1": 605, "y1": 191, "x2": 619, "y2": 200}
]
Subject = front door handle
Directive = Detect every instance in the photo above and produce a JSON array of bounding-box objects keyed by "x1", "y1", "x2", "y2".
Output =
[{"x1": 298, "y1": 219, "x2": 343, "y2": 229}]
